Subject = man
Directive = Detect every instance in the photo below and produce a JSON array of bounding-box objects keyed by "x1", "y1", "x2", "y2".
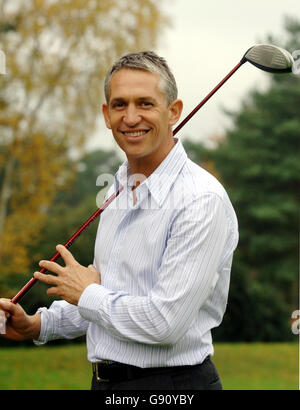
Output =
[{"x1": 0, "y1": 51, "x2": 238, "y2": 390}]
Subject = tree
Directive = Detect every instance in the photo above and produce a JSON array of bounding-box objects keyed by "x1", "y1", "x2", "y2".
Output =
[
  {"x1": 0, "y1": 148, "x2": 121, "y2": 343},
  {"x1": 32, "y1": 148, "x2": 121, "y2": 273},
  {"x1": 184, "y1": 17, "x2": 299, "y2": 341},
  {"x1": 15, "y1": 148, "x2": 118, "y2": 311},
  {"x1": 0, "y1": 0, "x2": 168, "y2": 296}
]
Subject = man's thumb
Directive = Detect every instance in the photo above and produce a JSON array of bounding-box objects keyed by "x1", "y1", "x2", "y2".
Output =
[{"x1": 0, "y1": 299, "x2": 19, "y2": 315}]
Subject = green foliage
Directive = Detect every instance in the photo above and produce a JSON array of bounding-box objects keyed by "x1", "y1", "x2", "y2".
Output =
[
  {"x1": 0, "y1": 0, "x2": 168, "y2": 290},
  {"x1": 14, "y1": 149, "x2": 121, "y2": 317}
]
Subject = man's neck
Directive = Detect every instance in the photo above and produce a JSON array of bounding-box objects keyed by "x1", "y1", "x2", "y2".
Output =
[{"x1": 128, "y1": 138, "x2": 177, "y2": 186}]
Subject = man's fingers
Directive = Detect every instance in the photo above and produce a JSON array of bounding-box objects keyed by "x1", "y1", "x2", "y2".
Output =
[
  {"x1": 38, "y1": 259, "x2": 64, "y2": 275},
  {"x1": 38, "y1": 246, "x2": 78, "y2": 274},
  {"x1": 46, "y1": 287, "x2": 59, "y2": 297},
  {"x1": 0, "y1": 298, "x2": 10, "y2": 308},
  {"x1": 88, "y1": 264, "x2": 98, "y2": 273},
  {"x1": 88, "y1": 265, "x2": 101, "y2": 284},
  {"x1": 0, "y1": 299, "x2": 24, "y2": 318},
  {"x1": 0, "y1": 298, "x2": 17, "y2": 314},
  {"x1": 34, "y1": 272, "x2": 59, "y2": 285},
  {"x1": 56, "y1": 244, "x2": 77, "y2": 265}
]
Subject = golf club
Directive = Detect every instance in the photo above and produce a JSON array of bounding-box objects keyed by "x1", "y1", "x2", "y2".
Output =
[
  {"x1": 173, "y1": 44, "x2": 294, "y2": 135},
  {"x1": 11, "y1": 44, "x2": 293, "y2": 304},
  {"x1": 11, "y1": 187, "x2": 124, "y2": 303}
]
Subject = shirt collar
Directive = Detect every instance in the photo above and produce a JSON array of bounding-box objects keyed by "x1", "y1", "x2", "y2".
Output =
[
  {"x1": 114, "y1": 161, "x2": 132, "y2": 191},
  {"x1": 114, "y1": 138, "x2": 188, "y2": 207}
]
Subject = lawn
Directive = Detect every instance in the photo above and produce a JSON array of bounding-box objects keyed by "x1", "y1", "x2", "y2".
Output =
[
  {"x1": 213, "y1": 343, "x2": 299, "y2": 390},
  {"x1": 0, "y1": 343, "x2": 298, "y2": 390}
]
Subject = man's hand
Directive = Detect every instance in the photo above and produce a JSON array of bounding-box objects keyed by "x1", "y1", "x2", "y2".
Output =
[
  {"x1": 33, "y1": 245, "x2": 100, "y2": 305},
  {"x1": 0, "y1": 299, "x2": 41, "y2": 341}
]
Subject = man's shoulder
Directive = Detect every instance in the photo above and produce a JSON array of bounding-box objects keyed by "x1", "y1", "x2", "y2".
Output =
[
  {"x1": 173, "y1": 158, "x2": 238, "y2": 234},
  {"x1": 178, "y1": 158, "x2": 227, "y2": 200}
]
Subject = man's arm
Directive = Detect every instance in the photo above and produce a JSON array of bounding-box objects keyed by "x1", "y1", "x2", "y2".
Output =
[
  {"x1": 0, "y1": 297, "x2": 90, "y2": 344},
  {"x1": 0, "y1": 253, "x2": 99, "y2": 344},
  {"x1": 30, "y1": 193, "x2": 237, "y2": 346},
  {"x1": 78, "y1": 193, "x2": 238, "y2": 345}
]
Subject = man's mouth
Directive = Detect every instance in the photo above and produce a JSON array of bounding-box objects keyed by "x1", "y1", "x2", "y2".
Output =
[{"x1": 121, "y1": 130, "x2": 150, "y2": 137}]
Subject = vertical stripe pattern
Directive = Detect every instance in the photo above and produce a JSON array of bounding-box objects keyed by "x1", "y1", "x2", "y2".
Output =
[{"x1": 35, "y1": 139, "x2": 238, "y2": 368}]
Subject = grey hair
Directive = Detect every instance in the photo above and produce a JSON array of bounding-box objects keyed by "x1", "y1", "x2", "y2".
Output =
[{"x1": 104, "y1": 51, "x2": 178, "y2": 105}]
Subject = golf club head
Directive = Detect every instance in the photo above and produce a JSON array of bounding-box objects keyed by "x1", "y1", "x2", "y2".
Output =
[{"x1": 242, "y1": 44, "x2": 293, "y2": 73}]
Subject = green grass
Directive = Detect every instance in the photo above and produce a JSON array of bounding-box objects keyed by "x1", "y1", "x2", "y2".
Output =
[
  {"x1": 0, "y1": 343, "x2": 298, "y2": 390},
  {"x1": 213, "y1": 343, "x2": 299, "y2": 390},
  {"x1": 0, "y1": 344, "x2": 91, "y2": 390}
]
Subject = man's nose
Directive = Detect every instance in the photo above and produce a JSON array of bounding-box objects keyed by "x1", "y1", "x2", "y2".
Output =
[{"x1": 123, "y1": 105, "x2": 141, "y2": 126}]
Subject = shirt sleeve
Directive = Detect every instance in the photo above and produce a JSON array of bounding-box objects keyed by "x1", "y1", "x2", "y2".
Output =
[
  {"x1": 78, "y1": 193, "x2": 233, "y2": 345},
  {"x1": 33, "y1": 300, "x2": 89, "y2": 345}
]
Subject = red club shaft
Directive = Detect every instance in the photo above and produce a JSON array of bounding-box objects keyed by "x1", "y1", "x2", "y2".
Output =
[
  {"x1": 11, "y1": 186, "x2": 123, "y2": 304},
  {"x1": 173, "y1": 60, "x2": 244, "y2": 136}
]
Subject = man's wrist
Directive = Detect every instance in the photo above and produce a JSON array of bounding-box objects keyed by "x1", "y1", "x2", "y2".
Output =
[{"x1": 27, "y1": 312, "x2": 41, "y2": 340}]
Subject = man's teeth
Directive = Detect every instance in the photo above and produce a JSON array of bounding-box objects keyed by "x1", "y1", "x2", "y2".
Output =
[{"x1": 124, "y1": 131, "x2": 148, "y2": 137}]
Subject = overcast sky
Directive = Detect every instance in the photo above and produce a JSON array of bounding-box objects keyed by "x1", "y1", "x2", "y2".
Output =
[{"x1": 87, "y1": 0, "x2": 300, "y2": 154}]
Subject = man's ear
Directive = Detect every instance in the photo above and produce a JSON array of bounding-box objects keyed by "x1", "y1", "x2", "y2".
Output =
[
  {"x1": 168, "y1": 99, "x2": 183, "y2": 127},
  {"x1": 102, "y1": 103, "x2": 111, "y2": 129}
]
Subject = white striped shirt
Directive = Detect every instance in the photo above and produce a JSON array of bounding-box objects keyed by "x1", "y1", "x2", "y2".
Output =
[{"x1": 35, "y1": 138, "x2": 238, "y2": 368}]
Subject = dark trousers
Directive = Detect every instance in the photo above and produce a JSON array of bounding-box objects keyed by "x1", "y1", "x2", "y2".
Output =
[{"x1": 91, "y1": 357, "x2": 222, "y2": 390}]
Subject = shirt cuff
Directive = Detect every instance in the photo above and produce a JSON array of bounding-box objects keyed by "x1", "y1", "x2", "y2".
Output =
[
  {"x1": 33, "y1": 307, "x2": 51, "y2": 345},
  {"x1": 78, "y1": 283, "x2": 111, "y2": 323}
]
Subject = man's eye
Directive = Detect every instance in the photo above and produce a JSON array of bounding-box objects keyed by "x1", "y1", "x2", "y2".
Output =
[
  {"x1": 113, "y1": 103, "x2": 124, "y2": 108},
  {"x1": 141, "y1": 102, "x2": 153, "y2": 107}
]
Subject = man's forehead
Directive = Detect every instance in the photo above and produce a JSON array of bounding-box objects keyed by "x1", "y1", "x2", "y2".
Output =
[
  {"x1": 109, "y1": 68, "x2": 164, "y2": 95},
  {"x1": 111, "y1": 68, "x2": 159, "y2": 85}
]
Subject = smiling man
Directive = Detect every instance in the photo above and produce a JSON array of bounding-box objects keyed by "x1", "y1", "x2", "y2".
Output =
[
  {"x1": 0, "y1": 51, "x2": 238, "y2": 390},
  {"x1": 102, "y1": 67, "x2": 182, "y2": 179}
]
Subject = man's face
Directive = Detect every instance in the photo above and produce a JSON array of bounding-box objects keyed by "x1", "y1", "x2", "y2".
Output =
[{"x1": 102, "y1": 68, "x2": 182, "y2": 169}]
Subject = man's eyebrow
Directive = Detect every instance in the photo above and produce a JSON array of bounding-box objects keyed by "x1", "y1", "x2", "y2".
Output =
[
  {"x1": 137, "y1": 97, "x2": 156, "y2": 102},
  {"x1": 110, "y1": 96, "x2": 157, "y2": 104},
  {"x1": 110, "y1": 97, "x2": 125, "y2": 105}
]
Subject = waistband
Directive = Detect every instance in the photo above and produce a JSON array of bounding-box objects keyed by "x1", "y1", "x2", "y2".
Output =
[{"x1": 92, "y1": 356, "x2": 211, "y2": 383}]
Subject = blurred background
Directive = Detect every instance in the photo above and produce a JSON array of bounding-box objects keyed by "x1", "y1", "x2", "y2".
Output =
[{"x1": 0, "y1": 0, "x2": 299, "y2": 389}]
